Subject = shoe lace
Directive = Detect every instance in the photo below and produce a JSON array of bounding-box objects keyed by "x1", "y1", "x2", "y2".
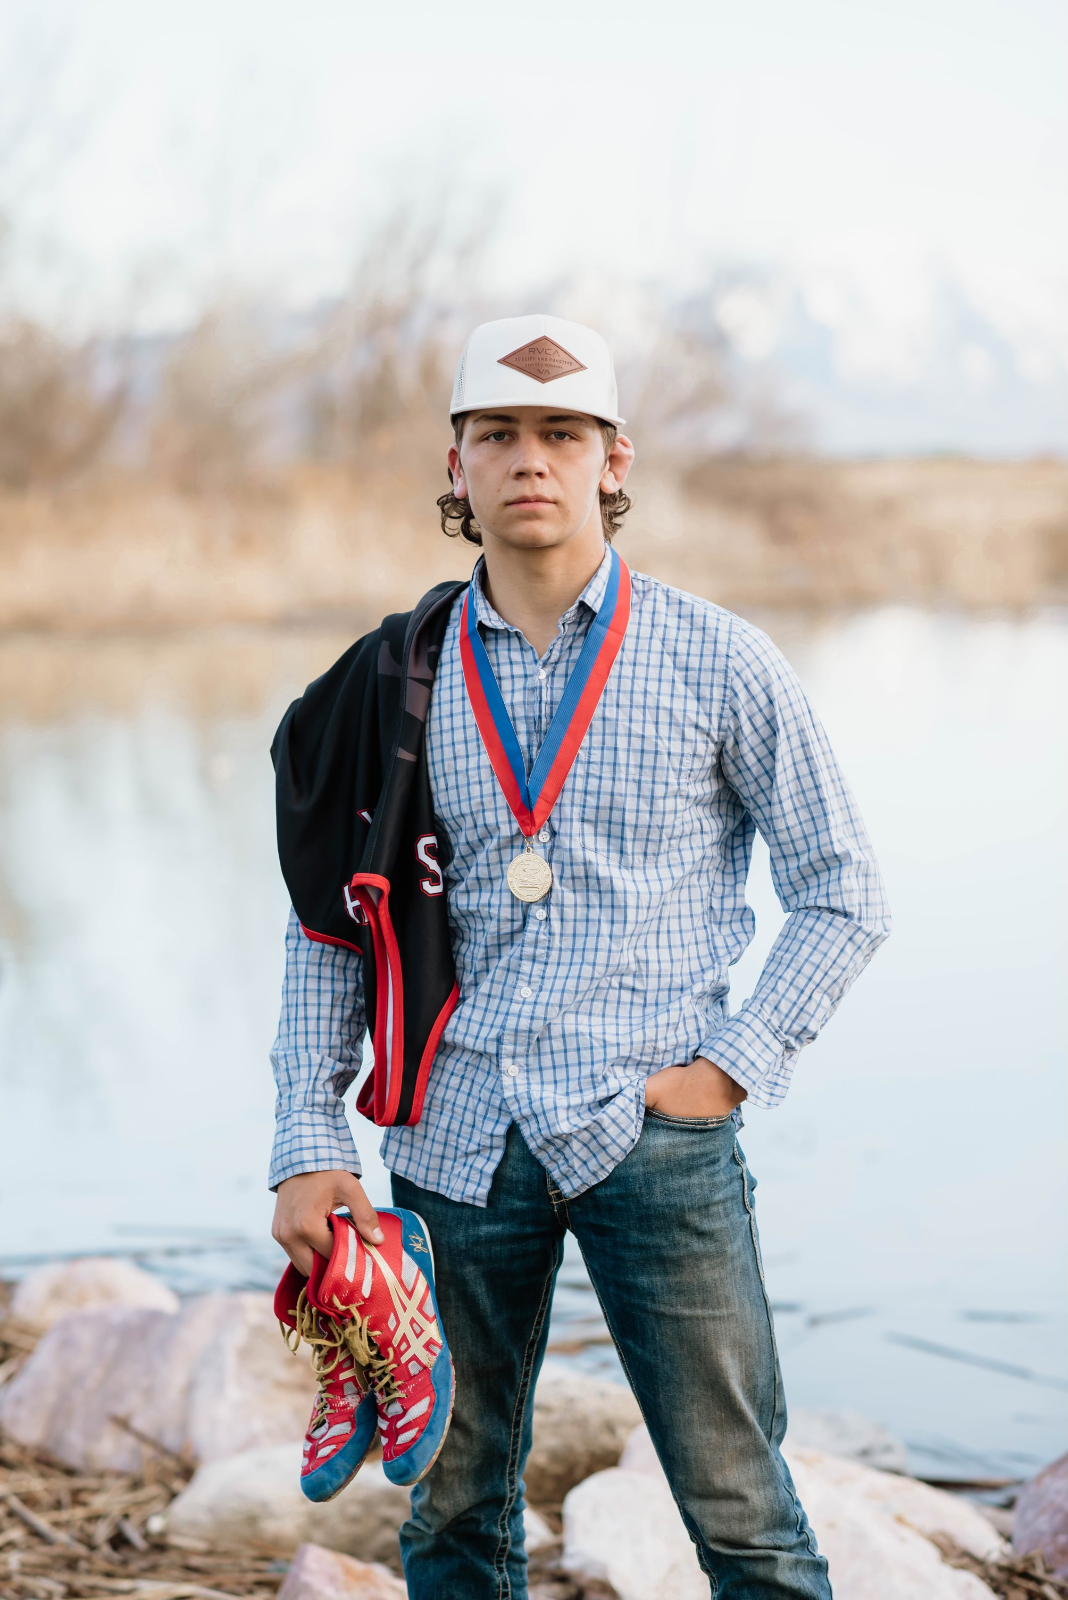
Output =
[
  {"x1": 328, "y1": 1292, "x2": 402, "y2": 1404},
  {"x1": 279, "y1": 1288, "x2": 382, "y2": 1426}
]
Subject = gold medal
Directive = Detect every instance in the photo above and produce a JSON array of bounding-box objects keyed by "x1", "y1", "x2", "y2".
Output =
[{"x1": 506, "y1": 845, "x2": 553, "y2": 903}]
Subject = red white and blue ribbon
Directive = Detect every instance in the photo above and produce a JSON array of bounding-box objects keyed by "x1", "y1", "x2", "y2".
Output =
[{"x1": 459, "y1": 549, "x2": 631, "y2": 837}]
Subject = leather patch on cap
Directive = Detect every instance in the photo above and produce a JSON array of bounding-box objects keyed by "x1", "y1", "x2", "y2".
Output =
[{"x1": 498, "y1": 337, "x2": 587, "y2": 384}]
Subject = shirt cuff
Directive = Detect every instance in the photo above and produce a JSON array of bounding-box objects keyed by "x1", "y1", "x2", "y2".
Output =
[
  {"x1": 697, "y1": 1003, "x2": 799, "y2": 1110},
  {"x1": 268, "y1": 1109, "x2": 362, "y2": 1191}
]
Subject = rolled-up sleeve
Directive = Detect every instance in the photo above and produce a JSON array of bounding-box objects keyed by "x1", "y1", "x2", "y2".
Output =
[
  {"x1": 698, "y1": 619, "x2": 891, "y2": 1106},
  {"x1": 268, "y1": 907, "x2": 366, "y2": 1189}
]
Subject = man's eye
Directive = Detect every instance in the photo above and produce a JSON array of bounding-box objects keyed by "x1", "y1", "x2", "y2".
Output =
[
  {"x1": 488, "y1": 431, "x2": 508, "y2": 442},
  {"x1": 549, "y1": 431, "x2": 572, "y2": 440}
]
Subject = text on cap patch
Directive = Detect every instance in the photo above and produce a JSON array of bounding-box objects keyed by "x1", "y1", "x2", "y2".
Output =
[{"x1": 497, "y1": 337, "x2": 587, "y2": 384}]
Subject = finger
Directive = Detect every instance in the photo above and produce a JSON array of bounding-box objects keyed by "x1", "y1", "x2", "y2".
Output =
[
  {"x1": 644, "y1": 1064, "x2": 678, "y2": 1106},
  {"x1": 337, "y1": 1177, "x2": 385, "y2": 1245},
  {"x1": 273, "y1": 1209, "x2": 319, "y2": 1277},
  {"x1": 301, "y1": 1202, "x2": 338, "y2": 1259},
  {"x1": 284, "y1": 1235, "x2": 316, "y2": 1278},
  {"x1": 278, "y1": 1207, "x2": 333, "y2": 1278},
  {"x1": 273, "y1": 1207, "x2": 314, "y2": 1279}
]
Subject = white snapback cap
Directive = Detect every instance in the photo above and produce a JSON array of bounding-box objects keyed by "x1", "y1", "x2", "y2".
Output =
[{"x1": 450, "y1": 314, "x2": 624, "y2": 427}]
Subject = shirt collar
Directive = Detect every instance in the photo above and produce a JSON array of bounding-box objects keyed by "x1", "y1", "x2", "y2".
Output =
[{"x1": 470, "y1": 545, "x2": 614, "y2": 634}]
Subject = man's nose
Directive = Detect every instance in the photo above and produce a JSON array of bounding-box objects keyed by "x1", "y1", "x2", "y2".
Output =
[{"x1": 511, "y1": 449, "x2": 548, "y2": 476}]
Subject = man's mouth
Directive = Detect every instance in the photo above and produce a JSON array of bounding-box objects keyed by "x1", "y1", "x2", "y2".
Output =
[{"x1": 506, "y1": 496, "x2": 555, "y2": 507}]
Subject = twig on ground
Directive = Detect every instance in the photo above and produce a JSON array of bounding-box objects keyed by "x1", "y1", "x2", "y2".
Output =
[
  {"x1": 930, "y1": 1533, "x2": 1068, "y2": 1600},
  {"x1": 106, "y1": 1423, "x2": 190, "y2": 1477},
  {"x1": 0, "y1": 1438, "x2": 286, "y2": 1597},
  {"x1": 4, "y1": 1493, "x2": 87, "y2": 1550}
]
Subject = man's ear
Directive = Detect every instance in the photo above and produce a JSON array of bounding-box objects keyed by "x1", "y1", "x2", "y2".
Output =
[
  {"x1": 447, "y1": 443, "x2": 469, "y2": 499},
  {"x1": 600, "y1": 432, "x2": 635, "y2": 495}
]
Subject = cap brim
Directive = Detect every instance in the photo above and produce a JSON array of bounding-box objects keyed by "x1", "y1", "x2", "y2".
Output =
[{"x1": 451, "y1": 398, "x2": 625, "y2": 429}]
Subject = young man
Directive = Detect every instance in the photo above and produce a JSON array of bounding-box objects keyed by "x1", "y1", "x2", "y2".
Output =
[{"x1": 270, "y1": 314, "x2": 890, "y2": 1598}]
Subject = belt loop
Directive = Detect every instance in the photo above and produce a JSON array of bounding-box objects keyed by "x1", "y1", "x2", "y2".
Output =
[{"x1": 544, "y1": 1167, "x2": 571, "y2": 1228}]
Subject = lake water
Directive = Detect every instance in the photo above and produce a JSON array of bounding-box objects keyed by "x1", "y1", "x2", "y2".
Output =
[{"x1": 1, "y1": 606, "x2": 1065, "y2": 1485}]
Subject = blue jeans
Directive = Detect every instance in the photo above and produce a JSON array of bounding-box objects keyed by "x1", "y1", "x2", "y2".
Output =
[{"x1": 391, "y1": 1116, "x2": 831, "y2": 1599}]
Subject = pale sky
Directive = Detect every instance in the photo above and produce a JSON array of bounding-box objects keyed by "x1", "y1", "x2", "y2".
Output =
[{"x1": 2, "y1": 0, "x2": 1065, "y2": 449}]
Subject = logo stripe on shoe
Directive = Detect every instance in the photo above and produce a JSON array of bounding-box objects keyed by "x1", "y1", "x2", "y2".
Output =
[{"x1": 364, "y1": 1242, "x2": 442, "y2": 1370}]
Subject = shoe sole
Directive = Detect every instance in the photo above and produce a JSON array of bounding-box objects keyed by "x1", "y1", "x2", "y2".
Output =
[
  {"x1": 299, "y1": 1391, "x2": 379, "y2": 1503},
  {"x1": 378, "y1": 1207, "x2": 455, "y2": 1488}
]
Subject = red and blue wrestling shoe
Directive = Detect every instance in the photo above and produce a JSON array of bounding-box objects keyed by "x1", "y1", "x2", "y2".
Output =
[
  {"x1": 275, "y1": 1261, "x2": 379, "y2": 1502},
  {"x1": 314, "y1": 1208, "x2": 454, "y2": 1487}
]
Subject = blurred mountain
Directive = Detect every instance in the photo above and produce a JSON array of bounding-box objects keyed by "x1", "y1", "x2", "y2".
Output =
[{"x1": 709, "y1": 269, "x2": 1067, "y2": 458}]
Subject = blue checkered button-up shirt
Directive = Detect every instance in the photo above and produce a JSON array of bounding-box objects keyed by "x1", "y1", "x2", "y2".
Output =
[{"x1": 269, "y1": 550, "x2": 890, "y2": 1204}]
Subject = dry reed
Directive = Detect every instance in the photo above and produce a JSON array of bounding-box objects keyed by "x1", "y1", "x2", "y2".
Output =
[
  {"x1": 0, "y1": 1434, "x2": 284, "y2": 1600},
  {"x1": 0, "y1": 212, "x2": 1065, "y2": 623}
]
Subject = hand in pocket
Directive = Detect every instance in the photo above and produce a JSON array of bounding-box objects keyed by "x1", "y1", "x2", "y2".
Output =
[{"x1": 644, "y1": 1057, "x2": 747, "y2": 1118}]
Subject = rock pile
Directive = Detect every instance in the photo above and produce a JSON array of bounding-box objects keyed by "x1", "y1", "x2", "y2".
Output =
[
  {"x1": 557, "y1": 1424, "x2": 1006, "y2": 1600},
  {"x1": 9, "y1": 1258, "x2": 179, "y2": 1332},
  {"x1": 0, "y1": 1290, "x2": 316, "y2": 1472},
  {"x1": 2, "y1": 1258, "x2": 1066, "y2": 1600}
]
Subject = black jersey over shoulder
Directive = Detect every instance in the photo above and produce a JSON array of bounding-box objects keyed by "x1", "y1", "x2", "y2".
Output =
[{"x1": 271, "y1": 580, "x2": 465, "y2": 1127}]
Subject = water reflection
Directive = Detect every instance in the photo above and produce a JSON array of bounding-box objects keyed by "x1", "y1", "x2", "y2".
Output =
[{"x1": 0, "y1": 610, "x2": 1065, "y2": 1478}]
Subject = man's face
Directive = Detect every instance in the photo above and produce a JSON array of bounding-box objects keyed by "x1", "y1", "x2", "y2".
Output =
[{"x1": 447, "y1": 408, "x2": 633, "y2": 551}]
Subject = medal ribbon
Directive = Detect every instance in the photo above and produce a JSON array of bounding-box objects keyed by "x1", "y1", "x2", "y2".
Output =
[{"x1": 459, "y1": 548, "x2": 631, "y2": 837}]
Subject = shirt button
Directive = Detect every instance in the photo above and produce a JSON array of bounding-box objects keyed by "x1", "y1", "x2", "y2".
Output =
[
  {"x1": 538, "y1": 669, "x2": 547, "y2": 681},
  {"x1": 538, "y1": 829, "x2": 550, "y2": 843},
  {"x1": 519, "y1": 986, "x2": 533, "y2": 998},
  {"x1": 503, "y1": 1063, "x2": 520, "y2": 1077},
  {"x1": 535, "y1": 909, "x2": 548, "y2": 921}
]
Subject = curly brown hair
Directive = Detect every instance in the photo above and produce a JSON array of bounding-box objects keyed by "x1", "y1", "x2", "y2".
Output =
[{"x1": 437, "y1": 415, "x2": 631, "y2": 546}]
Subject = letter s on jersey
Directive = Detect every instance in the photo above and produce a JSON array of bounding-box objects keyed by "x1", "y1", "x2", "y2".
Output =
[
  {"x1": 415, "y1": 833, "x2": 444, "y2": 897},
  {"x1": 342, "y1": 883, "x2": 367, "y2": 924}
]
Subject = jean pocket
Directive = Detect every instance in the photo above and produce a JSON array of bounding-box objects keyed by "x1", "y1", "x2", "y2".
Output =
[{"x1": 644, "y1": 1108, "x2": 734, "y2": 1128}]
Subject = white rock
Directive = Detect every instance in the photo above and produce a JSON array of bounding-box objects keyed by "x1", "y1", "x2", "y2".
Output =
[
  {"x1": 10, "y1": 1258, "x2": 178, "y2": 1331},
  {"x1": 785, "y1": 1447, "x2": 998, "y2": 1599},
  {"x1": 785, "y1": 1407, "x2": 909, "y2": 1474},
  {"x1": 165, "y1": 1442, "x2": 552, "y2": 1566},
  {"x1": 0, "y1": 1292, "x2": 316, "y2": 1471},
  {"x1": 523, "y1": 1506, "x2": 556, "y2": 1553},
  {"x1": 184, "y1": 1294, "x2": 318, "y2": 1463},
  {"x1": 166, "y1": 1443, "x2": 411, "y2": 1564},
  {"x1": 616, "y1": 1424, "x2": 663, "y2": 1477},
  {"x1": 606, "y1": 1425, "x2": 1001, "y2": 1599},
  {"x1": 562, "y1": 1468, "x2": 708, "y2": 1600},
  {"x1": 784, "y1": 1446, "x2": 1003, "y2": 1565},
  {"x1": 277, "y1": 1542, "x2": 407, "y2": 1600},
  {"x1": 526, "y1": 1367, "x2": 642, "y2": 1505}
]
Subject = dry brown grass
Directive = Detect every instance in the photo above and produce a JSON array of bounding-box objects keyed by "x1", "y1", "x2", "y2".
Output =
[
  {"x1": 0, "y1": 455, "x2": 1064, "y2": 635},
  {"x1": 0, "y1": 1434, "x2": 283, "y2": 1600},
  {"x1": 632, "y1": 454, "x2": 1068, "y2": 610},
  {"x1": 0, "y1": 322, "x2": 124, "y2": 490},
  {"x1": 0, "y1": 205, "x2": 1063, "y2": 628}
]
